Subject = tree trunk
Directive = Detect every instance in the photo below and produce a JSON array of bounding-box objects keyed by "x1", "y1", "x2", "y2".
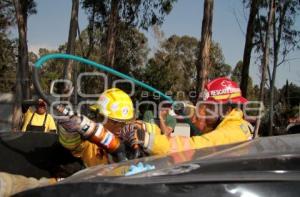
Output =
[
  {"x1": 63, "y1": 0, "x2": 79, "y2": 82},
  {"x1": 196, "y1": 0, "x2": 214, "y2": 97},
  {"x1": 269, "y1": 2, "x2": 286, "y2": 136},
  {"x1": 285, "y1": 80, "x2": 290, "y2": 107},
  {"x1": 269, "y1": 47, "x2": 277, "y2": 136},
  {"x1": 240, "y1": 0, "x2": 259, "y2": 98},
  {"x1": 259, "y1": 0, "x2": 274, "y2": 101},
  {"x1": 105, "y1": 0, "x2": 119, "y2": 88},
  {"x1": 11, "y1": 69, "x2": 23, "y2": 132},
  {"x1": 11, "y1": 0, "x2": 30, "y2": 131},
  {"x1": 254, "y1": 0, "x2": 275, "y2": 138}
]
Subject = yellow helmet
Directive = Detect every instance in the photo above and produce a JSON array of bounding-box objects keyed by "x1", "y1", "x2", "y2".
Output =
[{"x1": 90, "y1": 88, "x2": 134, "y2": 121}]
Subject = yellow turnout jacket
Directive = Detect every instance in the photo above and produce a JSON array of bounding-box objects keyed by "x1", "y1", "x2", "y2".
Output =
[{"x1": 145, "y1": 109, "x2": 253, "y2": 155}]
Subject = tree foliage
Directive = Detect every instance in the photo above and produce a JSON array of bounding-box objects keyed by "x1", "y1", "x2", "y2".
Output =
[
  {"x1": 81, "y1": 0, "x2": 176, "y2": 87},
  {"x1": 280, "y1": 82, "x2": 300, "y2": 109},
  {"x1": 0, "y1": 37, "x2": 16, "y2": 92},
  {"x1": 143, "y1": 35, "x2": 230, "y2": 100},
  {"x1": 82, "y1": 0, "x2": 176, "y2": 30},
  {"x1": 251, "y1": 0, "x2": 300, "y2": 135},
  {"x1": 113, "y1": 23, "x2": 149, "y2": 76},
  {"x1": 34, "y1": 25, "x2": 148, "y2": 95},
  {"x1": 0, "y1": 0, "x2": 16, "y2": 92},
  {"x1": 253, "y1": 0, "x2": 300, "y2": 58},
  {"x1": 0, "y1": 0, "x2": 14, "y2": 30},
  {"x1": 208, "y1": 42, "x2": 231, "y2": 79},
  {"x1": 143, "y1": 35, "x2": 198, "y2": 97},
  {"x1": 231, "y1": 60, "x2": 256, "y2": 100}
]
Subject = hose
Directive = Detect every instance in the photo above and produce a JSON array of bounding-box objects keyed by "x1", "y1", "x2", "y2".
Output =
[
  {"x1": 33, "y1": 53, "x2": 201, "y2": 135},
  {"x1": 33, "y1": 53, "x2": 172, "y2": 104}
]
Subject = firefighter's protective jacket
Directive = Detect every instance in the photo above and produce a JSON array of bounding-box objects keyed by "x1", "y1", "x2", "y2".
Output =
[
  {"x1": 145, "y1": 109, "x2": 253, "y2": 155},
  {"x1": 58, "y1": 121, "x2": 160, "y2": 167}
]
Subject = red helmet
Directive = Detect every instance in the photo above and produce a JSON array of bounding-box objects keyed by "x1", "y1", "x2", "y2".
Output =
[{"x1": 203, "y1": 77, "x2": 248, "y2": 104}]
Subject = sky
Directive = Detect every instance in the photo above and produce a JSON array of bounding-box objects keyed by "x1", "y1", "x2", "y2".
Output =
[{"x1": 11, "y1": 0, "x2": 300, "y2": 88}]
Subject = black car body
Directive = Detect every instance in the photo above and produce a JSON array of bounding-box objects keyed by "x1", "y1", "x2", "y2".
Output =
[{"x1": 1, "y1": 132, "x2": 300, "y2": 196}]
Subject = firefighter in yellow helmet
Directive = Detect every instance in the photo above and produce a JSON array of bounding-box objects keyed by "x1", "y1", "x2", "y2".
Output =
[
  {"x1": 58, "y1": 88, "x2": 160, "y2": 167},
  {"x1": 0, "y1": 88, "x2": 161, "y2": 197},
  {"x1": 120, "y1": 77, "x2": 254, "y2": 156}
]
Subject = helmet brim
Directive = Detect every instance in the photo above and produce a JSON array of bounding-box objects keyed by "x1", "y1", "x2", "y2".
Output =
[{"x1": 207, "y1": 96, "x2": 248, "y2": 104}]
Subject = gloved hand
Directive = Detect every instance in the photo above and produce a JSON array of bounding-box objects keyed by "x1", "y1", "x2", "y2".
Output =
[
  {"x1": 56, "y1": 107, "x2": 96, "y2": 138},
  {"x1": 173, "y1": 102, "x2": 195, "y2": 117},
  {"x1": 120, "y1": 123, "x2": 149, "y2": 158},
  {"x1": 120, "y1": 124, "x2": 138, "y2": 146},
  {"x1": 57, "y1": 116, "x2": 81, "y2": 133}
]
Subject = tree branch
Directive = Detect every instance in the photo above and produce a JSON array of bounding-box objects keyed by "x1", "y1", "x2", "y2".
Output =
[
  {"x1": 277, "y1": 57, "x2": 300, "y2": 67},
  {"x1": 267, "y1": 63, "x2": 272, "y2": 82},
  {"x1": 232, "y1": 7, "x2": 245, "y2": 36},
  {"x1": 257, "y1": 11, "x2": 265, "y2": 52}
]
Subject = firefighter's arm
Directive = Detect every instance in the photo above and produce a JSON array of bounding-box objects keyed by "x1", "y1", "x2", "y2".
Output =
[
  {"x1": 159, "y1": 118, "x2": 173, "y2": 136},
  {"x1": 191, "y1": 123, "x2": 251, "y2": 149},
  {"x1": 57, "y1": 117, "x2": 92, "y2": 158},
  {"x1": 137, "y1": 121, "x2": 190, "y2": 154},
  {"x1": 120, "y1": 121, "x2": 170, "y2": 155},
  {"x1": 119, "y1": 120, "x2": 211, "y2": 155},
  {"x1": 120, "y1": 122, "x2": 186, "y2": 155},
  {"x1": 58, "y1": 124, "x2": 84, "y2": 155},
  {"x1": 143, "y1": 133, "x2": 171, "y2": 155},
  {"x1": 135, "y1": 122, "x2": 251, "y2": 155},
  {"x1": 138, "y1": 132, "x2": 197, "y2": 155},
  {"x1": 122, "y1": 122, "x2": 210, "y2": 155},
  {"x1": 143, "y1": 132, "x2": 216, "y2": 154},
  {"x1": 58, "y1": 123, "x2": 108, "y2": 167},
  {"x1": 120, "y1": 120, "x2": 188, "y2": 155}
]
